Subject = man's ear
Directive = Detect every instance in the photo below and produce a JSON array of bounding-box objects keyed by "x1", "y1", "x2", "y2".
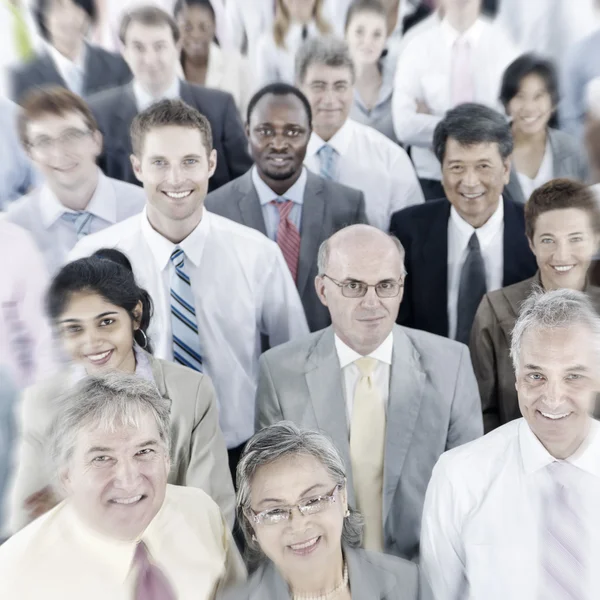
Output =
[
  {"x1": 315, "y1": 275, "x2": 329, "y2": 307},
  {"x1": 208, "y1": 148, "x2": 218, "y2": 178},
  {"x1": 131, "y1": 154, "x2": 143, "y2": 183}
]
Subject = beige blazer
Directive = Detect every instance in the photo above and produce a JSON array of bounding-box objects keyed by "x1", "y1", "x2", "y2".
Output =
[
  {"x1": 469, "y1": 274, "x2": 600, "y2": 433},
  {"x1": 3, "y1": 353, "x2": 235, "y2": 534}
]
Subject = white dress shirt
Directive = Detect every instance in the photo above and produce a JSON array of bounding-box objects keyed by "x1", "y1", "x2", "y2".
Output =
[
  {"x1": 420, "y1": 418, "x2": 600, "y2": 600},
  {"x1": 0, "y1": 484, "x2": 245, "y2": 599},
  {"x1": 305, "y1": 119, "x2": 424, "y2": 230},
  {"x1": 392, "y1": 17, "x2": 519, "y2": 181},
  {"x1": 133, "y1": 77, "x2": 181, "y2": 112},
  {"x1": 515, "y1": 139, "x2": 554, "y2": 202},
  {"x1": 5, "y1": 169, "x2": 146, "y2": 274},
  {"x1": 334, "y1": 332, "x2": 393, "y2": 425},
  {"x1": 47, "y1": 42, "x2": 86, "y2": 95},
  {"x1": 69, "y1": 209, "x2": 309, "y2": 447},
  {"x1": 447, "y1": 199, "x2": 504, "y2": 340}
]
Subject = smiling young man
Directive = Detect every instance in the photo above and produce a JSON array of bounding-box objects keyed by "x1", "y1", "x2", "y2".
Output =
[
  {"x1": 70, "y1": 98, "x2": 308, "y2": 480},
  {"x1": 390, "y1": 103, "x2": 537, "y2": 342},
  {"x1": 205, "y1": 82, "x2": 367, "y2": 332},
  {"x1": 421, "y1": 288, "x2": 600, "y2": 600},
  {"x1": 5, "y1": 87, "x2": 145, "y2": 275}
]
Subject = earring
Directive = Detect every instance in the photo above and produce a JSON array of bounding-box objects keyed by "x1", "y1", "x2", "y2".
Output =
[
  {"x1": 137, "y1": 329, "x2": 148, "y2": 349},
  {"x1": 344, "y1": 509, "x2": 350, "y2": 518},
  {"x1": 251, "y1": 534, "x2": 257, "y2": 541}
]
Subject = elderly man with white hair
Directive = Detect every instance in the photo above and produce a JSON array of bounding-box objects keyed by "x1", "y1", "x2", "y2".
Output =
[
  {"x1": 0, "y1": 373, "x2": 245, "y2": 599},
  {"x1": 421, "y1": 288, "x2": 600, "y2": 600}
]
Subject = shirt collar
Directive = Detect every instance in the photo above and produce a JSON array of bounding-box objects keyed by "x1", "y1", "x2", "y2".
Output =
[
  {"x1": 133, "y1": 78, "x2": 181, "y2": 112},
  {"x1": 39, "y1": 168, "x2": 114, "y2": 227},
  {"x1": 251, "y1": 166, "x2": 307, "y2": 206},
  {"x1": 140, "y1": 206, "x2": 210, "y2": 271},
  {"x1": 47, "y1": 41, "x2": 86, "y2": 74},
  {"x1": 307, "y1": 119, "x2": 354, "y2": 157},
  {"x1": 449, "y1": 196, "x2": 504, "y2": 248},
  {"x1": 334, "y1": 331, "x2": 394, "y2": 369},
  {"x1": 440, "y1": 17, "x2": 484, "y2": 47},
  {"x1": 519, "y1": 418, "x2": 600, "y2": 478}
]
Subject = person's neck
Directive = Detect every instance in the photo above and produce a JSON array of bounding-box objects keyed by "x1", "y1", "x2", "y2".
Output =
[
  {"x1": 512, "y1": 125, "x2": 547, "y2": 147},
  {"x1": 146, "y1": 204, "x2": 203, "y2": 244},
  {"x1": 354, "y1": 61, "x2": 381, "y2": 85},
  {"x1": 458, "y1": 201, "x2": 499, "y2": 229},
  {"x1": 258, "y1": 167, "x2": 302, "y2": 197},
  {"x1": 53, "y1": 37, "x2": 85, "y2": 63},
  {"x1": 49, "y1": 168, "x2": 99, "y2": 211},
  {"x1": 314, "y1": 121, "x2": 343, "y2": 143},
  {"x1": 141, "y1": 76, "x2": 177, "y2": 100},
  {"x1": 286, "y1": 549, "x2": 345, "y2": 597},
  {"x1": 540, "y1": 271, "x2": 587, "y2": 293},
  {"x1": 445, "y1": 10, "x2": 478, "y2": 34},
  {"x1": 120, "y1": 347, "x2": 137, "y2": 374}
]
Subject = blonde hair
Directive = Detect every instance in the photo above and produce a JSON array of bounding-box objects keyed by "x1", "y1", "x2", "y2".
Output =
[{"x1": 273, "y1": 0, "x2": 331, "y2": 49}]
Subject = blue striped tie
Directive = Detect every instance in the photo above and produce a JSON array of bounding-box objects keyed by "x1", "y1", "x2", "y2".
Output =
[
  {"x1": 61, "y1": 211, "x2": 93, "y2": 239},
  {"x1": 318, "y1": 144, "x2": 339, "y2": 181},
  {"x1": 170, "y1": 248, "x2": 203, "y2": 372}
]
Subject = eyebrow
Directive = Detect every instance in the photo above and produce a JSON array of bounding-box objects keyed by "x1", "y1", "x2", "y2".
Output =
[
  {"x1": 85, "y1": 439, "x2": 160, "y2": 456},
  {"x1": 256, "y1": 483, "x2": 327, "y2": 507},
  {"x1": 524, "y1": 364, "x2": 589, "y2": 372},
  {"x1": 538, "y1": 231, "x2": 585, "y2": 236},
  {"x1": 58, "y1": 311, "x2": 119, "y2": 324}
]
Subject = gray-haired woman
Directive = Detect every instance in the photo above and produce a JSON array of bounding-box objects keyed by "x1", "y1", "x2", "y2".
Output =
[{"x1": 224, "y1": 422, "x2": 421, "y2": 600}]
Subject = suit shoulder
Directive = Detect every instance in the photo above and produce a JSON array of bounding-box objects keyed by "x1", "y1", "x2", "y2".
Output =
[
  {"x1": 10, "y1": 56, "x2": 42, "y2": 79},
  {"x1": 156, "y1": 357, "x2": 205, "y2": 392},
  {"x1": 549, "y1": 127, "x2": 584, "y2": 156},
  {"x1": 204, "y1": 177, "x2": 242, "y2": 205},
  {"x1": 261, "y1": 330, "x2": 324, "y2": 365},
  {"x1": 319, "y1": 176, "x2": 363, "y2": 204},
  {"x1": 358, "y1": 548, "x2": 418, "y2": 578},
  {"x1": 390, "y1": 198, "x2": 446, "y2": 231},
  {"x1": 87, "y1": 84, "x2": 126, "y2": 109},
  {"x1": 183, "y1": 83, "x2": 236, "y2": 112},
  {"x1": 400, "y1": 325, "x2": 468, "y2": 362}
]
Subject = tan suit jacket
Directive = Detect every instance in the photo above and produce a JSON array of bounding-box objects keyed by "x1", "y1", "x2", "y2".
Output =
[
  {"x1": 3, "y1": 353, "x2": 235, "y2": 534},
  {"x1": 469, "y1": 274, "x2": 600, "y2": 432}
]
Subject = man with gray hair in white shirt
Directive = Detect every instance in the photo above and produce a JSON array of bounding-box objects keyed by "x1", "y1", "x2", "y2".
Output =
[
  {"x1": 421, "y1": 288, "x2": 600, "y2": 600},
  {"x1": 296, "y1": 35, "x2": 424, "y2": 231}
]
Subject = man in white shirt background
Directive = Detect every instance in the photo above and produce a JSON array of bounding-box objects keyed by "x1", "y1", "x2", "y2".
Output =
[
  {"x1": 392, "y1": 0, "x2": 518, "y2": 200},
  {"x1": 70, "y1": 98, "x2": 309, "y2": 479},
  {"x1": 5, "y1": 87, "x2": 145, "y2": 275},
  {"x1": 420, "y1": 288, "x2": 600, "y2": 600},
  {"x1": 296, "y1": 36, "x2": 424, "y2": 231}
]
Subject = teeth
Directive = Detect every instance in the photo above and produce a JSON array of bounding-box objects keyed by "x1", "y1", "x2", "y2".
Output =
[
  {"x1": 522, "y1": 116, "x2": 539, "y2": 122},
  {"x1": 553, "y1": 265, "x2": 574, "y2": 272},
  {"x1": 112, "y1": 495, "x2": 142, "y2": 505},
  {"x1": 541, "y1": 411, "x2": 570, "y2": 420},
  {"x1": 290, "y1": 537, "x2": 319, "y2": 550},
  {"x1": 165, "y1": 191, "x2": 192, "y2": 199},
  {"x1": 88, "y1": 350, "x2": 111, "y2": 361},
  {"x1": 462, "y1": 193, "x2": 484, "y2": 199}
]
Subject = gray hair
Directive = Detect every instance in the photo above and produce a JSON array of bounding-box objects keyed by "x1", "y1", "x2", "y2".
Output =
[
  {"x1": 48, "y1": 373, "x2": 171, "y2": 477},
  {"x1": 236, "y1": 422, "x2": 363, "y2": 565},
  {"x1": 433, "y1": 103, "x2": 513, "y2": 164},
  {"x1": 510, "y1": 288, "x2": 600, "y2": 372},
  {"x1": 295, "y1": 36, "x2": 355, "y2": 85},
  {"x1": 317, "y1": 232, "x2": 406, "y2": 275}
]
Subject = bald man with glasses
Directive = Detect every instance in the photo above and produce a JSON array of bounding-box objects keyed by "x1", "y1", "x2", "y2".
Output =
[{"x1": 255, "y1": 224, "x2": 483, "y2": 561}]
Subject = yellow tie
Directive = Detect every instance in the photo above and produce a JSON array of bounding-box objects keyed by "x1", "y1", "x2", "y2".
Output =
[
  {"x1": 349, "y1": 356, "x2": 385, "y2": 552},
  {"x1": 4, "y1": 0, "x2": 34, "y2": 61}
]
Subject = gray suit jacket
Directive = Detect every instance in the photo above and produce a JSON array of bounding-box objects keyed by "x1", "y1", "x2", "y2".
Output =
[
  {"x1": 10, "y1": 43, "x2": 132, "y2": 104},
  {"x1": 223, "y1": 545, "x2": 420, "y2": 600},
  {"x1": 505, "y1": 127, "x2": 589, "y2": 204},
  {"x1": 256, "y1": 325, "x2": 483, "y2": 560},
  {"x1": 205, "y1": 170, "x2": 368, "y2": 332}
]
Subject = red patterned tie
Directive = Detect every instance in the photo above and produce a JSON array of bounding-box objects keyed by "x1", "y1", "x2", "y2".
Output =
[
  {"x1": 133, "y1": 541, "x2": 176, "y2": 600},
  {"x1": 271, "y1": 200, "x2": 301, "y2": 282}
]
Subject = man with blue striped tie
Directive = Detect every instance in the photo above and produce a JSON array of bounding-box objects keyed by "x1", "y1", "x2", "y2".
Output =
[{"x1": 70, "y1": 98, "x2": 309, "y2": 481}]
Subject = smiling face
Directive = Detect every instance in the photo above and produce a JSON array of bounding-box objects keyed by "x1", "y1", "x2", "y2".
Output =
[
  {"x1": 63, "y1": 410, "x2": 170, "y2": 540},
  {"x1": 248, "y1": 93, "x2": 310, "y2": 186},
  {"x1": 177, "y1": 4, "x2": 215, "y2": 60},
  {"x1": 57, "y1": 291, "x2": 139, "y2": 375},
  {"x1": 508, "y1": 73, "x2": 554, "y2": 137},
  {"x1": 26, "y1": 111, "x2": 101, "y2": 193},
  {"x1": 530, "y1": 208, "x2": 599, "y2": 292},
  {"x1": 345, "y1": 10, "x2": 387, "y2": 67},
  {"x1": 45, "y1": 0, "x2": 90, "y2": 49},
  {"x1": 516, "y1": 324, "x2": 598, "y2": 459},
  {"x1": 249, "y1": 454, "x2": 346, "y2": 580},
  {"x1": 442, "y1": 138, "x2": 511, "y2": 228},
  {"x1": 131, "y1": 125, "x2": 217, "y2": 233}
]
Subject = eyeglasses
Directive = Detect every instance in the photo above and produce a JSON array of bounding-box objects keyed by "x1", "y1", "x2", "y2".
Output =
[
  {"x1": 322, "y1": 274, "x2": 404, "y2": 298},
  {"x1": 249, "y1": 483, "x2": 342, "y2": 526},
  {"x1": 29, "y1": 128, "x2": 92, "y2": 153}
]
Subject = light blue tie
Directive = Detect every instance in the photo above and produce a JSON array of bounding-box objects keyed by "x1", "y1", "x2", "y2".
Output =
[
  {"x1": 61, "y1": 211, "x2": 93, "y2": 239},
  {"x1": 318, "y1": 144, "x2": 339, "y2": 181},
  {"x1": 170, "y1": 248, "x2": 203, "y2": 372}
]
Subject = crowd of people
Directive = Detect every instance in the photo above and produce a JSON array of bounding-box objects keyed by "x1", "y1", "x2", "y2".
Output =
[{"x1": 1, "y1": 0, "x2": 600, "y2": 598}]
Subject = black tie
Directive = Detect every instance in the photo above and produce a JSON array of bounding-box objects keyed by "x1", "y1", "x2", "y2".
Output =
[{"x1": 456, "y1": 232, "x2": 487, "y2": 344}]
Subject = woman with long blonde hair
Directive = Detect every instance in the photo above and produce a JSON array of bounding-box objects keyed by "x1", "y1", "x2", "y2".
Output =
[{"x1": 255, "y1": 0, "x2": 331, "y2": 86}]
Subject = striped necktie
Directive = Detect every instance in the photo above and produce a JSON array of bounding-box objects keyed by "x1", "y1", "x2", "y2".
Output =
[
  {"x1": 61, "y1": 211, "x2": 93, "y2": 239},
  {"x1": 170, "y1": 248, "x2": 203, "y2": 372},
  {"x1": 271, "y1": 199, "x2": 300, "y2": 282},
  {"x1": 318, "y1": 144, "x2": 339, "y2": 181},
  {"x1": 133, "y1": 541, "x2": 176, "y2": 600}
]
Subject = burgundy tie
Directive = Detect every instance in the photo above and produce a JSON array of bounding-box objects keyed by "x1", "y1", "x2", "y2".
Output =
[
  {"x1": 271, "y1": 200, "x2": 301, "y2": 282},
  {"x1": 133, "y1": 541, "x2": 177, "y2": 600}
]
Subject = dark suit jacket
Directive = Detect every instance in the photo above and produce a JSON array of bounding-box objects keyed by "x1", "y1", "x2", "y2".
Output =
[
  {"x1": 402, "y1": 3, "x2": 432, "y2": 33},
  {"x1": 390, "y1": 195, "x2": 537, "y2": 338},
  {"x1": 87, "y1": 81, "x2": 253, "y2": 192},
  {"x1": 10, "y1": 43, "x2": 132, "y2": 104},
  {"x1": 204, "y1": 170, "x2": 367, "y2": 332}
]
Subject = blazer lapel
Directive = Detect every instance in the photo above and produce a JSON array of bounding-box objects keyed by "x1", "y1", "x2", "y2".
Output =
[
  {"x1": 345, "y1": 546, "x2": 397, "y2": 600},
  {"x1": 383, "y1": 326, "x2": 425, "y2": 522},
  {"x1": 37, "y1": 53, "x2": 65, "y2": 87},
  {"x1": 82, "y1": 43, "x2": 99, "y2": 95},
  {"x1": 297, "y1": 172, "x2": 326, "y2": 298},
  {"x1": 304, "y1": 328, "x2": 355, "y2": 503},
  {"x1": 501, "y1": 195, "x2": 536, "y2": 286},
  {"x1": 236, "y1": 172, "x2": 268, "y2": 235},
  {"x1": 248, "y1": 562, "x2": 289, "y2": 600},
  {"x1": 505, "y1": 167, "x2": 526, "y2": 205}
]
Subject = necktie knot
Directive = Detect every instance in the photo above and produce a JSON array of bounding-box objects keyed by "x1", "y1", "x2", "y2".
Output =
[
  {"x1": 354, "y1": 356, "x2": 378, "y2": 378},
  {"x1": 61, "y1": 210, "x2": 93, "y2": 239},
  {"x1": 271, "y1": 199, "x2": 294, "y2": 220},
  {"x1": 170, "y1": 248, "x2": 185, "y2": 269},
  {"x1": 468, "y1": 231, "x2": 480, "y2": 251}
]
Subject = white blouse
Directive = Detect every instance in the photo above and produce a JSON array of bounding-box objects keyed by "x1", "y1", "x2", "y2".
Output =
[{"x1": 516, "y1": 138, "x2": 554, "y2": 201}]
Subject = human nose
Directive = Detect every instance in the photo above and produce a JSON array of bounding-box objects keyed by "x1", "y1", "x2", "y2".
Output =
[
  {"x1": 360, "y1": 285, "x2": 381, "y2": 307},
  {"x1": 167, "y1": 164, "x2": 184, "y2": 185},
  {"x1": 543, "y1": 379, "x2": 565, "y2": 410},
  {"x1": 461, "y1": 167, "x2": 480, "y2": 188},
  {"x1": 552, "y1": 239, "x2": 570, "y2": 263},
  {"x1": 270, "y1": 132, "x2": 289, "y2": 151},
  {"x1": 113, "y1": 457, "x2": 142, "y2": 488}
]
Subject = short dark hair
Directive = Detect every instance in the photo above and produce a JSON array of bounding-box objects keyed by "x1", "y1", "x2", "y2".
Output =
[
  {"x1": 246, "y1": 83, "x2": 312, "y2": 127},
  {"x1": 47, "y1": 249, "x2": 154, "y2": 352},
  {"x1": 344, "y1": 0, "x2": 386, "y2": 31},
  {"x1": 130, "y1": 98, "x2": 213, "y2": 157},
  {"x1": 500, "y1": 53, "x2": 559, "y2": 111},
  {"x1": 34, "y1": 0, "x2": 97, "y2": 40},
  {"x1": 119, "y1": 5, "x2": 180, "y2": 45},
  {"x1": 525, "y1": 178, "x2": 600, "y2": 240},
  {"x1": 173, "y1": 0, "x2": 215, "y2": 21},
  {"x1": 433, "y1": 103, "x2": 513, "y2": 164}
]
